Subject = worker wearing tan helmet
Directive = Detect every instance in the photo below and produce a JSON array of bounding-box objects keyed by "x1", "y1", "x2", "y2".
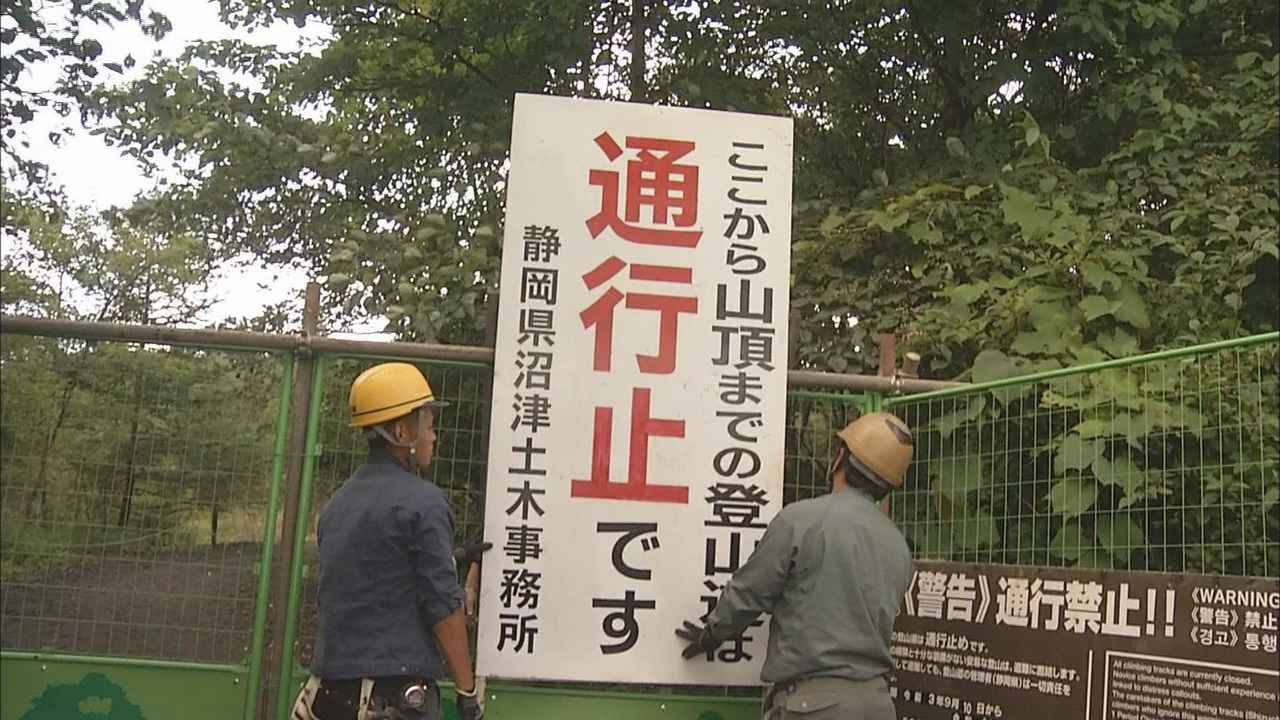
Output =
[
  {"x1": 291, "y1": 363, "x2": 485, "y2": 720},
  {"x1": 677, "y1": 412, "x2": 915, "y2": 719}
]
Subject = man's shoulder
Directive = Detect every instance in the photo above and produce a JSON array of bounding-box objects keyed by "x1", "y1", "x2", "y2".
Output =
[
  {"x1": 776, "y1": 495, "x2": 831, "y2": 524},
  {"x1": 350, "y1": 463, "x2": 448, "y2": 506}
]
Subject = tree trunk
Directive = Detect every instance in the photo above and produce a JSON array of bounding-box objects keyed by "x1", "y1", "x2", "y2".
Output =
[
  {"x1": 629, "y1": 0, "x2": 647, "y2": 102},
  {"x1": 33, "y1": 374, "x2": 79, "y2": 522},
  {"x1": 117, "y1": 276, "x2": 151, "y2": 528},
  {"x1": 116, "y1": 367, "x2": 145, "y2": 527}
]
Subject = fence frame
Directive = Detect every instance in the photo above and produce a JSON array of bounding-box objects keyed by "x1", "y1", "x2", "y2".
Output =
[
  {"x1": 4, "y1": 310, "x2": 1276, "y2": 719},
  {"x1": 0, "y1": 310, "x2": 962, "y2": 719}
]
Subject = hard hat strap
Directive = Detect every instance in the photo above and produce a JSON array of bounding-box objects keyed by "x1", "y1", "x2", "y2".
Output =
[
  {"x1": 370, "y1": 408, "x2": 426, "y2": 458},
  {"x1": 827, "y1": 446, "x2": 847, "y2": 481},
  {"x1": 844, "y1": 453, "x2": 895, "y2": 496}
]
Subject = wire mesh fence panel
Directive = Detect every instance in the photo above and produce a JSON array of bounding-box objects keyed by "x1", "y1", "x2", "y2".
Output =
[
  {"x1": 886, "y1": 336, "x2": 1280, "y2": 578},
  {"x1": 291, "y1": 357, "x2": 492, "y2": 669},
  {"x1": 783, "y1": 389, "x2": 880, "y2": 508},
  {"x1": 0, "y1": 333, "x2": 287, "y2": 663}
]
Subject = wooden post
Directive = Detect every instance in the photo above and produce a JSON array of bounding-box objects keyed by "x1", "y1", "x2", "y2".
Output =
[
  {"x1": 877, "y1": 331, "x2": 896, "y2": 516},
  {"x1": 878, "y1": 331, "x2": 896, "y2": 377},
  {"x1": 787, "y1": 309, "x2": 800, "y2": 369},
  {"x1": 260, "y1": 282, "x2": 320, "y2": 719}
]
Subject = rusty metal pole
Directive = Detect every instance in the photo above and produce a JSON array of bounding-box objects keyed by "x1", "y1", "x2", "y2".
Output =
[
  {"x1": 877, "y1": 332, "x2": 896, "y2": 517},
  {"x1": 259, "y1": 282, "x2": 320, "y2": 719}
]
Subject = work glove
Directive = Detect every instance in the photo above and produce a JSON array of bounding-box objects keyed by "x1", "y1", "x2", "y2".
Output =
[
  {"x1": 456, "y1": 687, "x2": 484, "y2": 720},
  {"x1": 676, "y1": 619, "x2": 725, "y2": 659},
  {"x1": 453, "y1": 541, "x2": 492, "y2": 619},
  {"x1": 454, "y1": 540, "x2": 493, "y2": 572}
]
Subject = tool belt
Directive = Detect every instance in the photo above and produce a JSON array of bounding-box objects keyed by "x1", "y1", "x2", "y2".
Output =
[{"x1": 294, "y1": 675, "x2": 438, "y2": 720}]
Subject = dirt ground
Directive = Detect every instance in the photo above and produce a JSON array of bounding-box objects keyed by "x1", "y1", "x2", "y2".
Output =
[{"x1": 0, "y1": 541, "x2": 324, "y2": 665}]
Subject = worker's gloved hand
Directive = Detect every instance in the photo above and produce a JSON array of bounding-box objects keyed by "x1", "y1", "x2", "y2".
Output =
[
  {"x1": 676, "y1": 619, "x2": 724, "y2": 659},
  {"x1": 454, "y1": 541, "x2": 492, "y2": 619},
  {"x1": 456, "y1": 687, "x2": 484, "y2": 720},
  {"x1": 454, "y1": 540, "x2": 492, "y2": 568}
]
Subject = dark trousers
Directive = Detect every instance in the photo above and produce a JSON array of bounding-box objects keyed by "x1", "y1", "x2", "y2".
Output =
[{"x1": 763, "y1": 676, "x2": 896, "y2": 720}]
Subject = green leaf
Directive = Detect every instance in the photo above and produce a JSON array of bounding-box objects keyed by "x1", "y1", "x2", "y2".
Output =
[
  {"x1": 1012, "y1": 328, "x2": 1062, "y2": 355},
  {"x1": 1049, "y1": 522, "x2": 1086, "y2": 560},
  {"x1": 1080, "y1": 295, "x2": 1120, "y2": 321},
  {"x1": 1110, "y1": 412, "x2": 1156, "y2": 450},
  {"x1": 1095, "y1": 515, "x2": 1146, "y2": 562},
  {"x1": 1054, "y1": 434, "x2": 1103, "y2": 474},
  {"x1": 1077, "y1": 548, "x2": 1115, "y2": 570},
  {"x1": 1093, "y1": 456, "x2": 1148, "y2": 496},
  {"x1": 948, "y1": 282, "x2": 987, "y2": 305},
  {"x1": 1211, "y1": 213, "x2": 1241, "y2": 232},
  {"x1": 932, "y1": 455, "x2": 985, "y2": 500},
  {"x1": 327, "y1": 273, "x2": 351, "y2": 290},
  {"x1": 869, "y1": 209, "x2": 909, "y2": 232},
  {"x1": 1189, "y1": 0, "x2": 1207, "y2": 12},
  {"x1": 1038, "y1": 176, "x2": 1058, "y2": 193},
  {"x1": 1049, "y1": 478, "x2": 1099, "y2": 518},
  {"x1": 931, "y1": 397, "x2": 987, "y2": 439},
  {"x1": 1098, "y1": 328, "x2": 1139, "y2": 358},
  {"x1": 1073, "y1": 346, "x2": 1108, "y2": 365},
  {"x1": 872, "y1": 169, "x2": 889, "y2": 187},
  {"x1": 909, "y1": 525, "x2": 954, "y2": 559},
  {"x1": 964, "y1": 185, "x2": 985, "y2": 199},
  {"x1": 1114, "y1": 285, "x2": 1150, "y2": 329},
  {"x1": 953, "y1": 513, "x2": 1000, "y2": 550},
  {"x1": 971, "y1": 349, "x2": 1018, "y2": 384},
  {"x1": 1071, "y1": 419, "x2": 1109, "y2": 439},
  {"x1": 1264, "y1": 486, "x2": 1279, "y2": 509},
  {"x1": 999, "y1": 184, "x2": 1052, "y2": 237},
  {"x1": 1236, "y1": 52, "x2": 1260, "y2": 70},
  {"x1": 945, "y1": 136, "x2": 967, "y2": 158},
  {"x1": 1025, "y1": 125, "x2": 1041, "y2": 146},
  {"x1": 819, "y1": 209, "x2": 849, "y2": 237}
]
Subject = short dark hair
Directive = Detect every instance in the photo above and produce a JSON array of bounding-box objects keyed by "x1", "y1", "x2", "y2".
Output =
[{"x1": 844, "y1": 455, "x2": 892, "y2": 501}]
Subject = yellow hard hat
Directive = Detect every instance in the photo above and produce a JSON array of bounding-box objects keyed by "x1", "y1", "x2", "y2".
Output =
[
  {"x1": 348, "y1": 362, "x2": 448, "y2": 428},
  {"x1": 835, "y1": 412, "x2": 914, "y2": 489}
]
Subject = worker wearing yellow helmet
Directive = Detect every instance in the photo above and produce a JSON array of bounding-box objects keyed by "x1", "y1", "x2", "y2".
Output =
[
  {"x1": 677, "y1": 412, "x2": 915, "y2": 720},
  {"x1": 291, "y1": 363, "x2": 485, "y2": 720}
]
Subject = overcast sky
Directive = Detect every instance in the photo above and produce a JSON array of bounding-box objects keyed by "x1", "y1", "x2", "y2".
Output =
[{"x1": 13, "y1": 0, "x2": 348, "y2": 329}]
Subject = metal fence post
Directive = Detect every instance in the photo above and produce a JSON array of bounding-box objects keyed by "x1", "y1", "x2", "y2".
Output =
[
  {"x1": 243, "y1": 355, "x2": 295, "y2": 720},
  {"x1": 274, "y1": 355, "x2": 329, "y2": 720},
  {"x1": 259, "y1": 283, "x2": 320, "y2": 719}
]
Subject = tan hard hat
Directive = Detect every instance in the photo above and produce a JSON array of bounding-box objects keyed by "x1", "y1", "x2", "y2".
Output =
[
  {"x1": 835, "y1": 412, "x2": 914, "y2": 488},
  {"x1": 348, "y1": 362, "x2": 448, "y2": 428}
]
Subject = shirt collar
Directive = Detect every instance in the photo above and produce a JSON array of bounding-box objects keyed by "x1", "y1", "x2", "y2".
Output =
[{"x1": 368, "y1": 444, "x2": 411, "y2": 471}]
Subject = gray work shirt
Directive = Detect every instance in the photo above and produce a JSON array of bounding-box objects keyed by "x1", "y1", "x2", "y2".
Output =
[
  {"x1": 706, "y1": 487, "x2": 913, "y2": 684},
  {"x1": 311, "y1": 446, "x2": 463, "y2": 680}
]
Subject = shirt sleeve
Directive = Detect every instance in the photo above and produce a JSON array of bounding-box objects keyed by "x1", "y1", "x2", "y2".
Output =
[
  {"x1": 706, "y1": 511, "x2": 796, "y2": 639},
  {"x1": 396, "y1": 498, "x2": 465, "y2": 628}
]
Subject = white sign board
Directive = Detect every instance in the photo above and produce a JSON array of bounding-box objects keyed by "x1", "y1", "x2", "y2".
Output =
[{"x1": 477, "y1": 93, "x2": 793, "y2": 685}]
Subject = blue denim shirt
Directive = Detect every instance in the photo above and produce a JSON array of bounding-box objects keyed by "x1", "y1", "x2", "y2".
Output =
[{"x1": 310, "y1": 446, "x2": 463, "y2": 679}]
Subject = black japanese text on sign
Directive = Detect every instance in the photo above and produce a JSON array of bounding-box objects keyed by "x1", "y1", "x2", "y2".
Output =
[{"x1": 478, "y1": 94, "x2": 793, "y2": 686}]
